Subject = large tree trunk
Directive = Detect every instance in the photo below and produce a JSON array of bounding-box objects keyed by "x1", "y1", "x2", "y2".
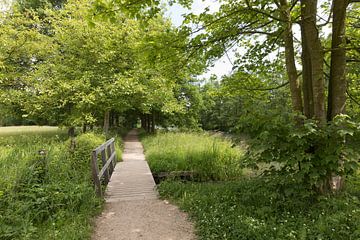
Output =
[
  {"x1": 300, "y1": 0, "x2": 326, "y2": 123},
  {"x1": 324, "y1": 0, "x2": 349, "y2": 193},
  {"x1": 328, "y1": 0, "x2": 348, "y2": 120},
  {"x1": 279, "y1": 0, "x2": 303, "y2": 113}
]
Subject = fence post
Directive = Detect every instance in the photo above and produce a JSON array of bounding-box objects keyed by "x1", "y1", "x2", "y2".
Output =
[
  {"x1": 106, "y1": 144, "x2": 114, "y2": 175},
  {"x1": 101, "y1": 149, "x2": 110, "y2": 185},
  {"x1": 110, "y1": 142, "x2": 117, "y2": 169},
  {"x1": 91, "y1": 150, "x2": 102, "y2": 197}
]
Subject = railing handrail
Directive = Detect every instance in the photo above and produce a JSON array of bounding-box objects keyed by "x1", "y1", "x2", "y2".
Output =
[
  {"x1": 91, "y1": 138, "x2": 117, "y2": 197},
  {"x1": 93, "y1": 137, "x2": 115, "y2": 154}
]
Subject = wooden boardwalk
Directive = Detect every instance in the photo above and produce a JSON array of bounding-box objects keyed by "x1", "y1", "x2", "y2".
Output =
[{"x1": 105, "y1": 130, "x2": 157, "y2": 202}]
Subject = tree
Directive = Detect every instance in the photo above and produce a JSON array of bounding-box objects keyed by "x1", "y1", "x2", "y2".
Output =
[{"x1": 175, "y1": 0, "x2": 360, "y2": 192}]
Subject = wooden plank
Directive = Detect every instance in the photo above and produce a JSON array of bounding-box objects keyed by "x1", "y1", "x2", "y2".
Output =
[
  {"x1": 101, "y1": 149, "x2": 110, "y2": 184},
  {"x1": 93, "y1": 138, "x2": 114, "y2": 154},
  {"x1": 98, "y1": 152, "x2": 116, "y2": 180}
]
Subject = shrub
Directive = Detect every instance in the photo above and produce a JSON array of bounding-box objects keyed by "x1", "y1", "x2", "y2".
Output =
[{"x1": 245, "y1": 114, "x2": 360, "y2": 193}]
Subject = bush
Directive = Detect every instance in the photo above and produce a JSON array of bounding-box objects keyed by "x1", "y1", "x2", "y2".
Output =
[{"x1": 245, "y1": 113, "x2": 360, "y2": 192}]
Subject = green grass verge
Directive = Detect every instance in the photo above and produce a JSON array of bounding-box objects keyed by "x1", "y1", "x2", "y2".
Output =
[
  {"x1": 0, "y1": 130, "x2": 122, "y2": 240},
  {"x1": 142, "y1": 132, "x2": 244, "y2": 181},
  {"x1": 159, "y1": 178, "x2": 360, "y2": 240}
]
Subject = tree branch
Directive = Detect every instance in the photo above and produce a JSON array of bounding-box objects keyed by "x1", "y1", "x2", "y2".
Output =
[
  {"x1": 346, "y1": 89, "x2": 360, "y2": 106},
  {"x1": 241, "y1": 81, "x2": 289, "y2": 91}
]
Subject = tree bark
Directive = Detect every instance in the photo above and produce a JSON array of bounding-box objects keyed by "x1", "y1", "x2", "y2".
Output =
[
  {"x1": 141, "y1": 114, "x2": 146, "y2": 130},
  {"x1": 68, "y1": 126, "x2": 75, "y2": 138},
  {"x1": 103, "y1": 110, "x2": 110, "y2": 135},
  {"x1": 328, "y1": 0, "x2": 348, "y2": 120},
  {"x1": 300, "y1": 0, "x2": 326, "y2": 123},
  {"x1": 151, "y1": 111, "x2": 155, "y2": 133},
  {"x1": 279, "y1": 0, "x2": 303, "y2": 113}
]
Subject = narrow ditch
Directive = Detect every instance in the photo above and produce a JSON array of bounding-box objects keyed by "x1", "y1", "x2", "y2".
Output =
[{"x1": 152, "y1": 171, "x2": 198, "y2": 184}]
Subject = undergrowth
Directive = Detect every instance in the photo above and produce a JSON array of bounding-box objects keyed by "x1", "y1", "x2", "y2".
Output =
[
  {"x1": 0, "y1": 131, "x2": 121, "y2": 239},
  {"x1": 159, "y1": 177, "x2": 360, "y2": 240},
  {"x1": 142, "y1": 132, "x2": 243, "y2": 181}
]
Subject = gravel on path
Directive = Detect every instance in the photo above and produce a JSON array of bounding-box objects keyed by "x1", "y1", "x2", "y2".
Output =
[{"x1": 92, "y1": 199, "x2": 196, "y2": 240}]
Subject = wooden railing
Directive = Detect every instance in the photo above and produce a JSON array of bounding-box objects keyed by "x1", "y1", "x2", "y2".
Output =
[{"x1": 91, "y1": 138, "x2": 117, "y2": 197}]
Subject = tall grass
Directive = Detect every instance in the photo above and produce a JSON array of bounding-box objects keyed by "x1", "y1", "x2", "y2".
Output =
[
  {"x1": 0, "y1": 129, "x2": 121, "y2": 240},
  {"x1": 142, "y1": 132, "x2": 244, "y2": 181},
  {"x1": 0, "y1": 131, "x2": 67, "y2": 193}
]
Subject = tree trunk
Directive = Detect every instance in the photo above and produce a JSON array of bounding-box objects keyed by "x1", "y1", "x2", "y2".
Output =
[
  {"x1": 82, "y1": 124, "x2": 87, "y2": 133},
  {"x1": 141, "y1": 114, "x2": 146, "y2": 130},
  {"x1": 279, "y1": 0, "x2": 303, "y2": 113},
  {"x1": 113, "y1": 112, "x2": 118, "y2": 127},
  {"x1": 324, "y1": 0, "x2": 349, "y2": 193},
  {"x1": 151, "y1": 111, "x2": 155, "y2": 133},
  {"x1": 103, "y1": 110, "x2": 110, "y2": 135},
  {"x1": 68, "y1": 126, "x2": 75, "y2": 138},
  {"x1": 328, "y1": 0, "x2": 348, "y2": 120},
  {"x1": 146, "y1": 114, "x2": 151, "y2": 133},
  {"x1": 300, "y1": 0, "x2": 326, "y2": 123}
]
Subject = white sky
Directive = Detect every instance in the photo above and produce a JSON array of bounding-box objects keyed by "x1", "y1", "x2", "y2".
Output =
[{"x1": 0, "y1": 0, "x2": 12, "y2": 12}]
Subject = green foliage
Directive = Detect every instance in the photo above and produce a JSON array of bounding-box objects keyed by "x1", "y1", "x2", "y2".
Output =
[
  {"x1": 245, "y1": 113, "x2": 360, "y2": 191},
  {"x1": 158, "y1": 178, "x2": 360, "y2": 240},
  {"x1": 1, "y1": 0, "x2": 202, "y2": 129},
  {"x1": 0, "y1": 131, "x2": 118, "y2": 239},
  {"x1": 142, "y1": 132, "x2": 243, "y2": 181}
]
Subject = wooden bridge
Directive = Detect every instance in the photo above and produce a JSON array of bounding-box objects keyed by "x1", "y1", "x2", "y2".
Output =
[
  {"x1": 104, "y1": 130, "x2": 158, "y2": 202},
  {"x1": 92, "y1": 129, "x2": 195, "y2": 240}
]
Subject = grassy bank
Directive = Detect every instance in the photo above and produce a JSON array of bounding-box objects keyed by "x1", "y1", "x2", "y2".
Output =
[
  {"x1": 142, "y1": 132, "x2": 244, "y2": 181},
  {"x1": 0, "y1": 128, "x2": 122, "y2": 240},
  {"x1": 142, "y1": 132, "x2": 360, "y2": 240}
]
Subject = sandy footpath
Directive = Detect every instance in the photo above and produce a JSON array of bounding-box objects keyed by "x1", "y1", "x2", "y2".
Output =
[{"x1": 92, "y1": 199, "x2": 195, "y2": 240}]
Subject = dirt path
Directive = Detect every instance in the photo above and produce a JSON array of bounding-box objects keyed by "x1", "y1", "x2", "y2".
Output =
[{"x1": 92, "y1": 130, "x2": 196, "y2": 240}]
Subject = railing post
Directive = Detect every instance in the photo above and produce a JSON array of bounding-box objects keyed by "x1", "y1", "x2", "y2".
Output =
[
  {"x1": 101, "y1": 149, "x2": 110, "y2": 185},
  {"x1": 106, "y1": 144, "x2": 114, "y2": 175},
  {"x1": 110, "y1": 141, "x2": 117, "y2": 169},
  {"x1": 91, "y1": 151, "x2": 102, "y2": 197}
]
